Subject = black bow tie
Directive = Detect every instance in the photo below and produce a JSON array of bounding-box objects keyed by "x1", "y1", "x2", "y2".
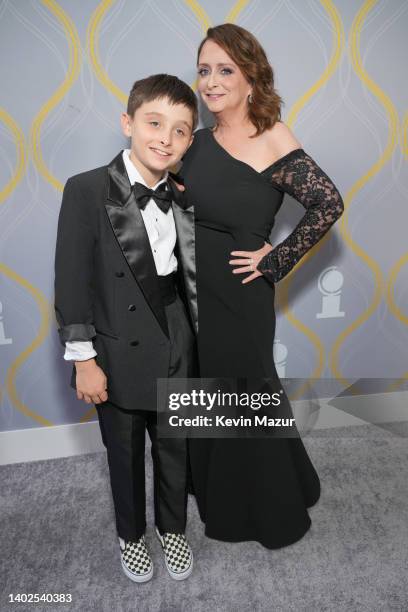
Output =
[{"x1": 133, "y1": 181, "x2": 172, "y2": 214}]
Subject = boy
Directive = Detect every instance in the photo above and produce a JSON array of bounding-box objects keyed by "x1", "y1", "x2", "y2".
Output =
[{"x1": 54, "y1": 74, "x2": 198, "y2": 582}]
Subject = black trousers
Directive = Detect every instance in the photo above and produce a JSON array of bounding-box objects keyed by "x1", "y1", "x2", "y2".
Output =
[{"x1": 96, "y1": 293, "x2": 195, "y2": 541}]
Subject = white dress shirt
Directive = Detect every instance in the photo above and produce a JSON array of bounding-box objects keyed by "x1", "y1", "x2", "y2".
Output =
[{"x1": 64, "y1": 149, "x2": 177, "y2": 361}]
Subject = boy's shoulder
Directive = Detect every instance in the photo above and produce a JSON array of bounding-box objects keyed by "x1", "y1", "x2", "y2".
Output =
[{"x1": 65, "y1": 163, "x2": 108, "y2": 191}]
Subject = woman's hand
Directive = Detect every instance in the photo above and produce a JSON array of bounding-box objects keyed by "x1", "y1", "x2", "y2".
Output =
[
  {"x1": 173, "y1": 181, "x2": 185, "y2": 192},
  {"x1": 229, "y1": 242, "x2": 273, "y2": 284},
  {"x1": 168, "y1": 171, "x2": 185, "y2": 191}
]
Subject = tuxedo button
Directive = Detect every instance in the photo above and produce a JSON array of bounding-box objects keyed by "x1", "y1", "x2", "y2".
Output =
[
  {"x1": 130, "y1": 340, "x2": 139, "y2": 346},
  {"x1": 128, "y1": 304, "x2": 136, "y2": 311},
  {"x1": 115, "y1": 271, "x2": 124, "y2": 277}
]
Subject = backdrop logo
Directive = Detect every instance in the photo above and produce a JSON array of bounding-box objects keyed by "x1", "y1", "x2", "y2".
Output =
[
  {"x1": 273, "y1": 338, "x2": 288, "y2": 378},
  {"x1": 316, "y1": 267, "x2": 345, "y2": 319},
  {"x1": 0, "y1": 300, "x2": 12, "y2": 345}
]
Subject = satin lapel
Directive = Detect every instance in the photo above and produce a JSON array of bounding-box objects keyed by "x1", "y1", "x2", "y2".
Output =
[
  {"x1": 171, "y1": 199, "x2": 198, "y2": 334},
  {"x1": 105, "y1": 152, "x2": 169, "y2": 338}
]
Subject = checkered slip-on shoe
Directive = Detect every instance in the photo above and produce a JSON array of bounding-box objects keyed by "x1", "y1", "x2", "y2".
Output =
[
  {"x1": 118, "y1": 535, "x2": 153, "y2": 583},
  {"x1": 155, "y1": 527, "x2": 193, "y2": 580}
]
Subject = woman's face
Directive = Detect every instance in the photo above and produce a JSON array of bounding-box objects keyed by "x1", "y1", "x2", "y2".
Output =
[{"x1": 197, "y1": 40, "x2": 252, "y2": 116}]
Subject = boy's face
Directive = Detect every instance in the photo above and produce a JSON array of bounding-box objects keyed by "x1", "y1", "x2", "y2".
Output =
[{"x1": 121, "y1": 97, "x2": 194, "y2": 176}]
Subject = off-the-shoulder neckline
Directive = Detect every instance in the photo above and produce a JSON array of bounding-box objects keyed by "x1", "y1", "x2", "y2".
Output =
[{"x1": 203, "y1": 127, "x2": 305, "y2": 176}]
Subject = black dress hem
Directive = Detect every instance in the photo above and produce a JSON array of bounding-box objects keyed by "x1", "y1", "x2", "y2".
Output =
[
  {"x1": 191, "y1": 487, "x2": 321, "y2": 549},
  {"x1": 201, "y1": 516, "x2": 313, "y2": 550}
]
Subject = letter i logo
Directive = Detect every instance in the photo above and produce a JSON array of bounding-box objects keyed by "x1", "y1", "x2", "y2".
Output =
[
  {"x1": 0, "y1": 301, "x2": 12, "y2": 345},
  {"x1": 273, "y1": 339, "x2": 288, "y2": 378},
  {"x1": 316, "y1": 267, "x2": 345, "y2": 319}
]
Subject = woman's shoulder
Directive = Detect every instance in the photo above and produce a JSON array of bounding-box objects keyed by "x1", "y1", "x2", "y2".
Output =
[
  {"x1": 179, "y1": 127, "x2": 209, "y2": 172},
  {"x1": 262, "y1": 121, "x2": 303, "y2": 159},
  {"x1": 193, "y1": 126, "x2": 210, "y2": 138},
  {"x1": 185, "y1": 126, "x2": 209, "y2": 153},
  {"x1": 183, "y1": 126, "x2": 210, "y2": 159}
]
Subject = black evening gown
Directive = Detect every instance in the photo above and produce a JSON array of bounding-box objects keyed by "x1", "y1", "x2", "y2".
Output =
[{"x1": 180, "y1": 127, "x2": 344, "y2": 549}]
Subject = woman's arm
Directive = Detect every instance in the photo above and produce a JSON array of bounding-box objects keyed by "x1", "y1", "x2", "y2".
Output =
[{"x1": 256, "y1": 149, "x2": 344, "y2": 283}]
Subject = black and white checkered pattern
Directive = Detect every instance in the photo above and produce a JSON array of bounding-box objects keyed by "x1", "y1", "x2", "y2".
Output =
[
  {"x1": 119, "y1": 535, "x2": 153, "y2": 582},
  {"x1": 156, "y1": 528, "x2": 193, "y2": 579}
]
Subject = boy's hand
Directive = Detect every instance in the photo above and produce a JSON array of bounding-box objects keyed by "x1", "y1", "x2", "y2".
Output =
[{"x1": 75, "y1": 359, "x2": 108, "y2": 404}]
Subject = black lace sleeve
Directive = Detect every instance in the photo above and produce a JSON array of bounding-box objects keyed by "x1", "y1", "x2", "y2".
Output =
[{"x1": 257, "y1": 149, "x2": 344, "y2": 283}]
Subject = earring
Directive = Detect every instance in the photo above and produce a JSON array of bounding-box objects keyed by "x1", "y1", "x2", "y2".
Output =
[{"x1": 248, "y1": 93, "x2": 253, "y2": 104}]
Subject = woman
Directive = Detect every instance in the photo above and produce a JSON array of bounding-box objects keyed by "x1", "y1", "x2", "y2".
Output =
[{"x1": 180, "y1": 24, "x2": 344, "y2": 549}]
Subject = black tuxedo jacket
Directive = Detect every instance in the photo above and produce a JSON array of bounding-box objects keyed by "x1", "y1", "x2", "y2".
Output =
[{"x1": 54, "y1": 151, "x2": 197, "y2": 411}]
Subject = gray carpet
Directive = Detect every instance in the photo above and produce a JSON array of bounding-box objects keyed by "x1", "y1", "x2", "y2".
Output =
[{"x1": 1, "y1": 423, "x2": 408, "y2": 612}]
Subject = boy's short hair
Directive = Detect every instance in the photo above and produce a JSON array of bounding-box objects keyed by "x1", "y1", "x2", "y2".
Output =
[{"x1": 127, "y1": 74, "x2": 198, "y2": 132}]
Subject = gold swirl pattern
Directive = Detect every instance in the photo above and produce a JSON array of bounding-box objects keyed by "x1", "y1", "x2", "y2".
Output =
[
  {"x1": 1, "y1": 263, "x2": 53, "y2": 426},
  {"x1": 6, "y1": 0, "x2": 81, "y2": 426},
  {"x1": 87, "y1": 0, "x2": 127, "y2": 105},
  {"x1": 0, "y1": 108, "x2": 27, "y2": 205},
  {"x1": 402, "y1": 110, "x2": 408, "y2": 158},
  {"x1": 79, "y1": 405, "x2": 98, "y2": 424},
  {"x1": 225, "y1": 0, "x2": 250, "y2": 23},
  {"x1": 329, "y1": 0, "x2": 399, "y2": 388},
  {"x1": 30, "y1": 0, "x2": 81, "y2": 192},
  {"x1": 279, "y1": 0, "x2": 345, "y2": 400},
  {"x1": 2, "y1": 1, "x2": 398, "y2": 428},
  {"x1": 386, "y1": 253, "x2": 408, "y2": 327},
  {"x1": 287, "y1": 0, "x2": 344, "y2": 128},
  {"x1": 183, "y1": 0, "x2": 211, "y2": 33},
  {"x1": 385, "y1": 227, "x2": 408, "y2": 391},
  {"x1": 384, "y1": 115, "x2": 408, "y2": 391}
]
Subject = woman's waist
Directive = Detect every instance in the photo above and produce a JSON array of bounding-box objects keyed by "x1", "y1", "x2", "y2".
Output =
[{"x1": 195, "y1": 220, "x2": 268, "y2": 244}]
